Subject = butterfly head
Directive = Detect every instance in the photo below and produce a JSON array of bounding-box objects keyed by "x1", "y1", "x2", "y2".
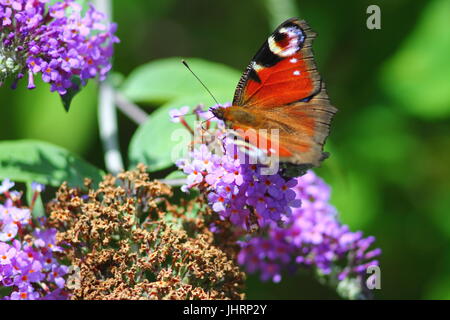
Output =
[{"x1": 209, "y1": 106, "x2": 226, "y2": 121}]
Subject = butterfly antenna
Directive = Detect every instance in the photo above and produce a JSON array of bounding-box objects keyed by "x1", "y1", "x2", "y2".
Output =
[{"x1": 182, "y1": 59, "x2": 220, "y2": 106}]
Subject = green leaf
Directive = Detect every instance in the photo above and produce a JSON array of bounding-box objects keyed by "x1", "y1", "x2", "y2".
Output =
[
  {"x1": 60, "y1": 78, "x2": 82, "y2": 112},
  {"x1": 120, "y1": 57, "x2": 241, "y2": 105},
  {"x1": 14, "y1": 79, "x2": 97, "y2": 155},
  {"x1": 128, "y1": 96, "x2": 210, "y2": 172},
  {"x1": 0, "y1": 140, "x2": 104, "y2": 188},
  {"x1": 163, "y1": 170, "x2": 187, "y2": 181},
  {"x1": 380, "y1": 0, "x2": 450, "y2": 119}
]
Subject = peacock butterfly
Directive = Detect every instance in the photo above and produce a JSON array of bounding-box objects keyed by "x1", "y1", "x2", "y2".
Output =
[{"x1": 211, "y1": 18, "x2": 337, "y2": 172}]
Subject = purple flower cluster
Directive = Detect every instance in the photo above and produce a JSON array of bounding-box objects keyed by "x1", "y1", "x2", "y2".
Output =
[
  {"x1": 0, "y1": 179, "x2": 68, "y2": 300},
  {"x1": 237, "y1": 170, "x2": 381, "y2": 284},
  {"x1": 0, "y1": 0, "x2": 118, "y2": 94},
  {"x1": 174, "y1": 104, "x2": 300, "y2": 228},
  {"x1": 177, "y1": 144, "x2": 301, "y2": 228}
]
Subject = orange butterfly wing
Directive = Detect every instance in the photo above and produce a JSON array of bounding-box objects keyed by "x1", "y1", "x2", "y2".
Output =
[
  {"x1": 226, "y1": 18, "x2": 337, "y2": 167},
  {"x1": 233, "y1": 18, "x2": 321, "y2": 107}
]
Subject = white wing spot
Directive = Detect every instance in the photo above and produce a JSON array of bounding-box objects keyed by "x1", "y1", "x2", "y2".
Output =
[
  {"x1": 293, "y1": 70, "x2": 301, "y2": 76},
  {"x1": 251, "y1": 61, "x2": 264, "y2": 72},
  {"x1": 290, "y1": 58, "x2": 298, "y2": 63}
]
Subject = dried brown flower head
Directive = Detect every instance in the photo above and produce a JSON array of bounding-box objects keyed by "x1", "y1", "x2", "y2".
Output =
[{"x1": 48, "y1": 165, "x2": 245, "y2": 300}]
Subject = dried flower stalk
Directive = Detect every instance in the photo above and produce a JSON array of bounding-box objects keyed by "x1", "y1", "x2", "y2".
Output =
[{"x1": 48, "y1": 165, "x2": 245, "y2": 300}]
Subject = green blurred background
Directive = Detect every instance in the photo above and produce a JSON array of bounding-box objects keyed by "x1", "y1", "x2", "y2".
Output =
[{"x1": 1, "y1": 0, "x2": 450, "y2": 299}]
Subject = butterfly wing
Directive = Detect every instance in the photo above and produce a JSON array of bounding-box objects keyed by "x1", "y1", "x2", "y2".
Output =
[
  {"x1": 260, "y1": 86, "x2": 335, "y2": 166},
  {"x1": 233, "y1": 18, "x2": 322, "y2": 107},
  {"x1": 230, "y1": 18, "x2": 336, "y2": 166}
]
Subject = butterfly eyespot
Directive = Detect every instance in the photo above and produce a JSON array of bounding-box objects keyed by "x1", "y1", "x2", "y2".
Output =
[{"x1": 268, "y1": 26, "x2": 304, "y2": 57}]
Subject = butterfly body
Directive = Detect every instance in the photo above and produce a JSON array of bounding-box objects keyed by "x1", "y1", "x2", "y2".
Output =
[{"x1": 212, "y1": 18, "x2": 337, "y2": 168}]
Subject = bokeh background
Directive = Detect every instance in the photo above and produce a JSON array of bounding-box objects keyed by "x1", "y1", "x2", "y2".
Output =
[{"x1": 1, "y1": 0, "x2": 449, "y2": 299}]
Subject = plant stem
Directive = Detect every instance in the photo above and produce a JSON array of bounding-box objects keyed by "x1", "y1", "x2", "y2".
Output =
[
  {"x1": 98, "y1": 82, "x2": 124, "y2": 174},
  {"x1": 95, "y1": 0, "x2": 124, "y2": 174},
  {"x1": 114, "y1": 90, "x2": 149, "y2": 125}
]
